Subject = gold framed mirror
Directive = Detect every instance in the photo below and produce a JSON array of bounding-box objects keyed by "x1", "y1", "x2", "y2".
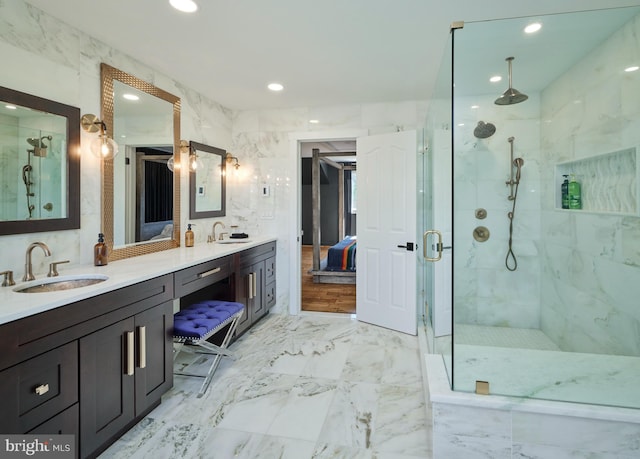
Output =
[{"x1": 100, "y1": 63, "x2": 181, "y2": 261}]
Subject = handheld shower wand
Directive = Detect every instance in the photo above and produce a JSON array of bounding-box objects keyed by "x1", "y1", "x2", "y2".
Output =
[{"x1": 505, "y1": 137, "x2": 524, "y2": 271}]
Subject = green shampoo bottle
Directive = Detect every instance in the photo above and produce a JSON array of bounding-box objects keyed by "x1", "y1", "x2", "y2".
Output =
[{"x1": 568, "y1": 174, "x2": 582, "y2": 209}]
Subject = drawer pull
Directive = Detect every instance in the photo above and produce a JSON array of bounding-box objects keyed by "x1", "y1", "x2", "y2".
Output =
[
  {"x1": 126, "y1": 331, "x2": 135, "y2": 376},
  {"x1": 138, "y1": 326, "x2": 147, "y2": 369},
  {"x1": 34, "y1": 384, "x2": 49, "y2": 396},
  {"x1": 199, "y1": 267, "x2": 221, "y2": 278}
]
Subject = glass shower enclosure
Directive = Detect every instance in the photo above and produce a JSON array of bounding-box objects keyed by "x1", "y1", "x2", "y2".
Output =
[{"x1": 423, "y1": 6, "x2": 640, "y2": 409}]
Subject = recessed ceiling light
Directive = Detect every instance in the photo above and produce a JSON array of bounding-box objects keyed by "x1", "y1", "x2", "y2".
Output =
[
  {"x1": 524, "y1": 22, "x2": 542, "y2": 34},
  {"x1": 625, "y1": 65, "x2": 639, "y2": 72},
  {"x1": 122, "y1": 93, "x2": 139, "y2": 101},
  {"x1": 268, "y1": 83, "x2": 284, "y2": 92},
  {"x1": 309, "y1": 119, "x2": 319, "y2": 124},
  {"x1": 169, "y1": 0, "x2": 198, "y2": 13},
  {"x1": 490, "y1": 76, "x2": 502, "y2": 83},
  {"x1": 5, "y1": 104, "x2": 17, "y2": 110},
  {"x1": 471, "y1": 105, "x2": 479, "y2": 109},
  {"x1": 457, "y1": 123, "x2": 464, "y2": 127}
]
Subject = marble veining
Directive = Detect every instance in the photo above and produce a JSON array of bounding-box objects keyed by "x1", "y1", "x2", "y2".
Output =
[{"x1": 99, "y1": 313, "x2": 432, "y2": 459}]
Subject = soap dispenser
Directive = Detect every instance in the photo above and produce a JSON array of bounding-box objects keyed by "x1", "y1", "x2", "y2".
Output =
[
  {"x1": 94, "y1": 233, "x2": 108, "y2": 266},
  {"x1": 185, "y1": 224, "x2": 194, "y2": 247}
]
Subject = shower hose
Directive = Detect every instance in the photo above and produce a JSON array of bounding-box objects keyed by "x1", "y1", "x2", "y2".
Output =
[{"x1": 505, "y1": 168, "x2": 521, "y2": 271}]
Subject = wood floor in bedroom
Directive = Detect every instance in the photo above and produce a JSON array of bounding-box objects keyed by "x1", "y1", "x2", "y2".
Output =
[{"x1": 301, "y1": 245, "x2": 356, "y2": 314}]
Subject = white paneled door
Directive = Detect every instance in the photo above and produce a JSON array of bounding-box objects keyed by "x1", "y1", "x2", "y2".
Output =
[{"x1": 356, "y1": 130, "x2": 417, "y2": 335}]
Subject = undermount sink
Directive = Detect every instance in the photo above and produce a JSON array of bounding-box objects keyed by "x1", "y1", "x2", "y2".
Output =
[{"x1": 14, "y1": 274, "x2": 109, "y2": 293}]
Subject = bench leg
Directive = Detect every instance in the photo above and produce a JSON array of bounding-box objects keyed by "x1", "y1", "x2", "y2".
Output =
[
  {"x1": 173, "y1": 313, "x2": 242, "y2": 398},
  {"x1": 195, "y1": 315, "x2": 241, "y2": 397}
]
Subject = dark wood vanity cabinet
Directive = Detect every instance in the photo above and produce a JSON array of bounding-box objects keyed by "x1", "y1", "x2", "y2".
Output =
[
  {"x1": 0, "y1": 241, "x2": 276, "y2": 458},
  {"x1": 0, "y1": 274, "x2": 174, "y2": 459},
  {"x1": 235, "y1": 241, "x2": 276, "y2": 335},
  {"x1": 79, "y1": 301, "x2": 173, "y2": 458}
]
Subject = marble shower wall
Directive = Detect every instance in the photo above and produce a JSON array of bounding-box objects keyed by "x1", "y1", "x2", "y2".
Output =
[
  {"x1": 453, "y1": 94, "x2": 542, "y2": 328},
  {"x1": 539, "y1": 13, "x2": 640, "y2": 356}
]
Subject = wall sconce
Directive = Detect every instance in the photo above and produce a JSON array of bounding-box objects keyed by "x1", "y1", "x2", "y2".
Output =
[
  {"x1": 225, "y1": 152, "x2": 241, "y2": 170},
  {"x1": 81, "y1": 114, "x2": 119, "y2": 160},
  {"x1": 168, "y1": 140, "x2": 202, "y2": 172}
]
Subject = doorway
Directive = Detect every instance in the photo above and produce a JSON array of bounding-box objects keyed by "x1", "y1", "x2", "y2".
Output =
[{"x1": 299, "y1": 140, "x2": 357, "y2": 314}]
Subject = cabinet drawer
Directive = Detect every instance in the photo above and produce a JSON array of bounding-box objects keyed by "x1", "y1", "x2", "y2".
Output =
[
  {"x1": 0, "y1": 341, "x2": 78, "y2": 433},
  {"x1": 265, "y1": 257, "x2": 276, "y2": 284},
  {"x1": 28, "y1": 403, "x2": 79, "y2": 436},
  {"x1": 174, "y1": 256, "x2": 232, "y2": 297},
  {"x1": 239, "y1": 241, "x2": 276, "y2": 267},
  {"x1": 265, "y1": 281, "x2": 276, "y2": 309}
]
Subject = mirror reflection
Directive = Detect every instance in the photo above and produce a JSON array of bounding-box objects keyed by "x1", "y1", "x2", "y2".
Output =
[
  {"x1": 0, "y1": 86, "x2": 80, "y2": 235},
  {"x1": 189, "y1": 141, "x2": 226, "y2": 219},
  {"x1": 101, "y1": 64, "x2": 180, "y2": 261},
  {"x1": 112, "y1": 80, "x2": 175, "y2": 244}
]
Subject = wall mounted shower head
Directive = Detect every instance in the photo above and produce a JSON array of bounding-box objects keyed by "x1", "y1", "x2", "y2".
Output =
[
  {"x1": 27, "y1": 135, "x2": 52, "y2": 148},
  {"x1": 495, "y1": 57, "x2": 528, "y2": 106},
  {"x1": 473, "y1": 121, "x2": 496, "y2": 139},
  {"x1": 26, "y1": 135, "x2": 52, "y2": 157}
]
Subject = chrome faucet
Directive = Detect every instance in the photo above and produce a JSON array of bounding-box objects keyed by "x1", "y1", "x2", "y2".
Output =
[
  {"x1": 23, "y1": 242, "x2": 52, "y2": 282},
  {"x1": 212, "y1": 221, "x2": 225, "y2": 241}
]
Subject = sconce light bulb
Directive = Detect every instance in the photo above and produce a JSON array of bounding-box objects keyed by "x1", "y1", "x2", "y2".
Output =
[
  {"x1": 188, "y1": 154, "x2": 204, "y2": 172},
  {"x1": 167, "y1": 156, "x2": 180, "y2": 172},
  {"x1": 90, "y1": 135, "x2": 119, "y2": 160}
]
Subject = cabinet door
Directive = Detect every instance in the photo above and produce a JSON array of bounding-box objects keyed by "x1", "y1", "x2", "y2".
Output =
[
  {"x1": 251, "y1": 261, "x2": 266, "y2": 320},
  {"x1": 80, "y1": 317, "x2": 135, "y2": 458},
  {"x1": 134, "y1": 301, "x2": 173, "y2": 414},
  {"x1": 236, "y1": 265, "x2": 253, "y2": 335}
]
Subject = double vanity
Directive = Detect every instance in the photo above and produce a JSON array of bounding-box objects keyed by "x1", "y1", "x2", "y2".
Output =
[{"x1": 0, "y1": 237, "x2": 276, "y2": 458}]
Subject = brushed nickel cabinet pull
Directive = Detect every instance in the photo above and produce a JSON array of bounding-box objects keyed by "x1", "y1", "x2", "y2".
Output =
[
  {"x1": 199, "y1": 267, "x2": 221, "y2": 278},
  {"x1": 252, "y1": 271, "x2": 257, "y2": 298},
  {"x1": 34, "y1": 384, "x2": 49, "y2": 396},
  {"x1": 126, "y1": 331, "x2": 134, "y2": 376},
  {"x1": 138, "y1": 326, "x2": 146, "y2": 369}
]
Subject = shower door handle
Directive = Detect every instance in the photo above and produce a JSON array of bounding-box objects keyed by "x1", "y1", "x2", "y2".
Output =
[{"x1": 423, "y1": 230, "x2": 443, "y2": 262}]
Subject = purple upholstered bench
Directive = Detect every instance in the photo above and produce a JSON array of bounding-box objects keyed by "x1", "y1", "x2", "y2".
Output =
[{"x1": 173, "y1": 300, "x2": 244, "y2": 397}]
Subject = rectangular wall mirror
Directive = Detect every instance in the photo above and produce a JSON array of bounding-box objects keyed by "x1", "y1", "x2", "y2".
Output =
[
  {"x1": 0, "y1": 86, "x2": 80, "y2": 235},
  {"x1": 101, "y1": 63, "x2": 181, "y2": 261},
  {"x1": 189, "y1": 141, "x2": 226, "y2": 219}
]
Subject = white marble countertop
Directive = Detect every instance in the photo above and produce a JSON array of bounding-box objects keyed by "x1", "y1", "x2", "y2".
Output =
[{"x1": 0, "y1": 236, "x2": 276, "y2": 326}]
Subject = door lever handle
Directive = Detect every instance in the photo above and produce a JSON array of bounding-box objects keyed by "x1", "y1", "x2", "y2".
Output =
[{"x1": 397, "y1": 242, "x2": 414, "y2": 251}]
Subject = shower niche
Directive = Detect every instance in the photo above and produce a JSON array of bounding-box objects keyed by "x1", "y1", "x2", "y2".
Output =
[{"x1": 554, "y1": 146, "x2": 640, "y2": 216}]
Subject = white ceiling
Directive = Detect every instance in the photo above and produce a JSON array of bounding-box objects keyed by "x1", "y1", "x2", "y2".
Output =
[{"x1": 24, "y1": 0, "x2": 640, "y2": 110}]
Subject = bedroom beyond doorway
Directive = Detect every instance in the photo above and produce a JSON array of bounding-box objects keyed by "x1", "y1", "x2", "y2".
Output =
[{"x1": 301, "y1": 245, "x2": 356, "y2": 314}]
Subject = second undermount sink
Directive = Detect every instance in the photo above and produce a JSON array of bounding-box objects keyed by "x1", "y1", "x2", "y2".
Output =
[{"x1": 14, "y1": 274, "x2": 109, "y2": 293}]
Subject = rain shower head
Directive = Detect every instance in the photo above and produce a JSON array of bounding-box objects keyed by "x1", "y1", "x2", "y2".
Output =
[
  {"x1": 473, "y1": 121, "x2": 496, "y2": 139},
  {"x1": 495, "y1": 57, "x2": 528, "y2": 106}
]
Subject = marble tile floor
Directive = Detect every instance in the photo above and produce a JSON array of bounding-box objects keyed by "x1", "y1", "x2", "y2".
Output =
[{"x1": 99, "y1": 313, "x2": 433, "y2": 459}]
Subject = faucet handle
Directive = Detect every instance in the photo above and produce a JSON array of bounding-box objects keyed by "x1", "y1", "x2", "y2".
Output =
[
  {"x1": 218, "y1": 232, "x2": 228, "y2": 241},
  {"x1": 48, "y1": 260, "x2": 70, "y2": 277},
  {"x1": 0, "y1": 270, "x2": 15, "y2": 287}
]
